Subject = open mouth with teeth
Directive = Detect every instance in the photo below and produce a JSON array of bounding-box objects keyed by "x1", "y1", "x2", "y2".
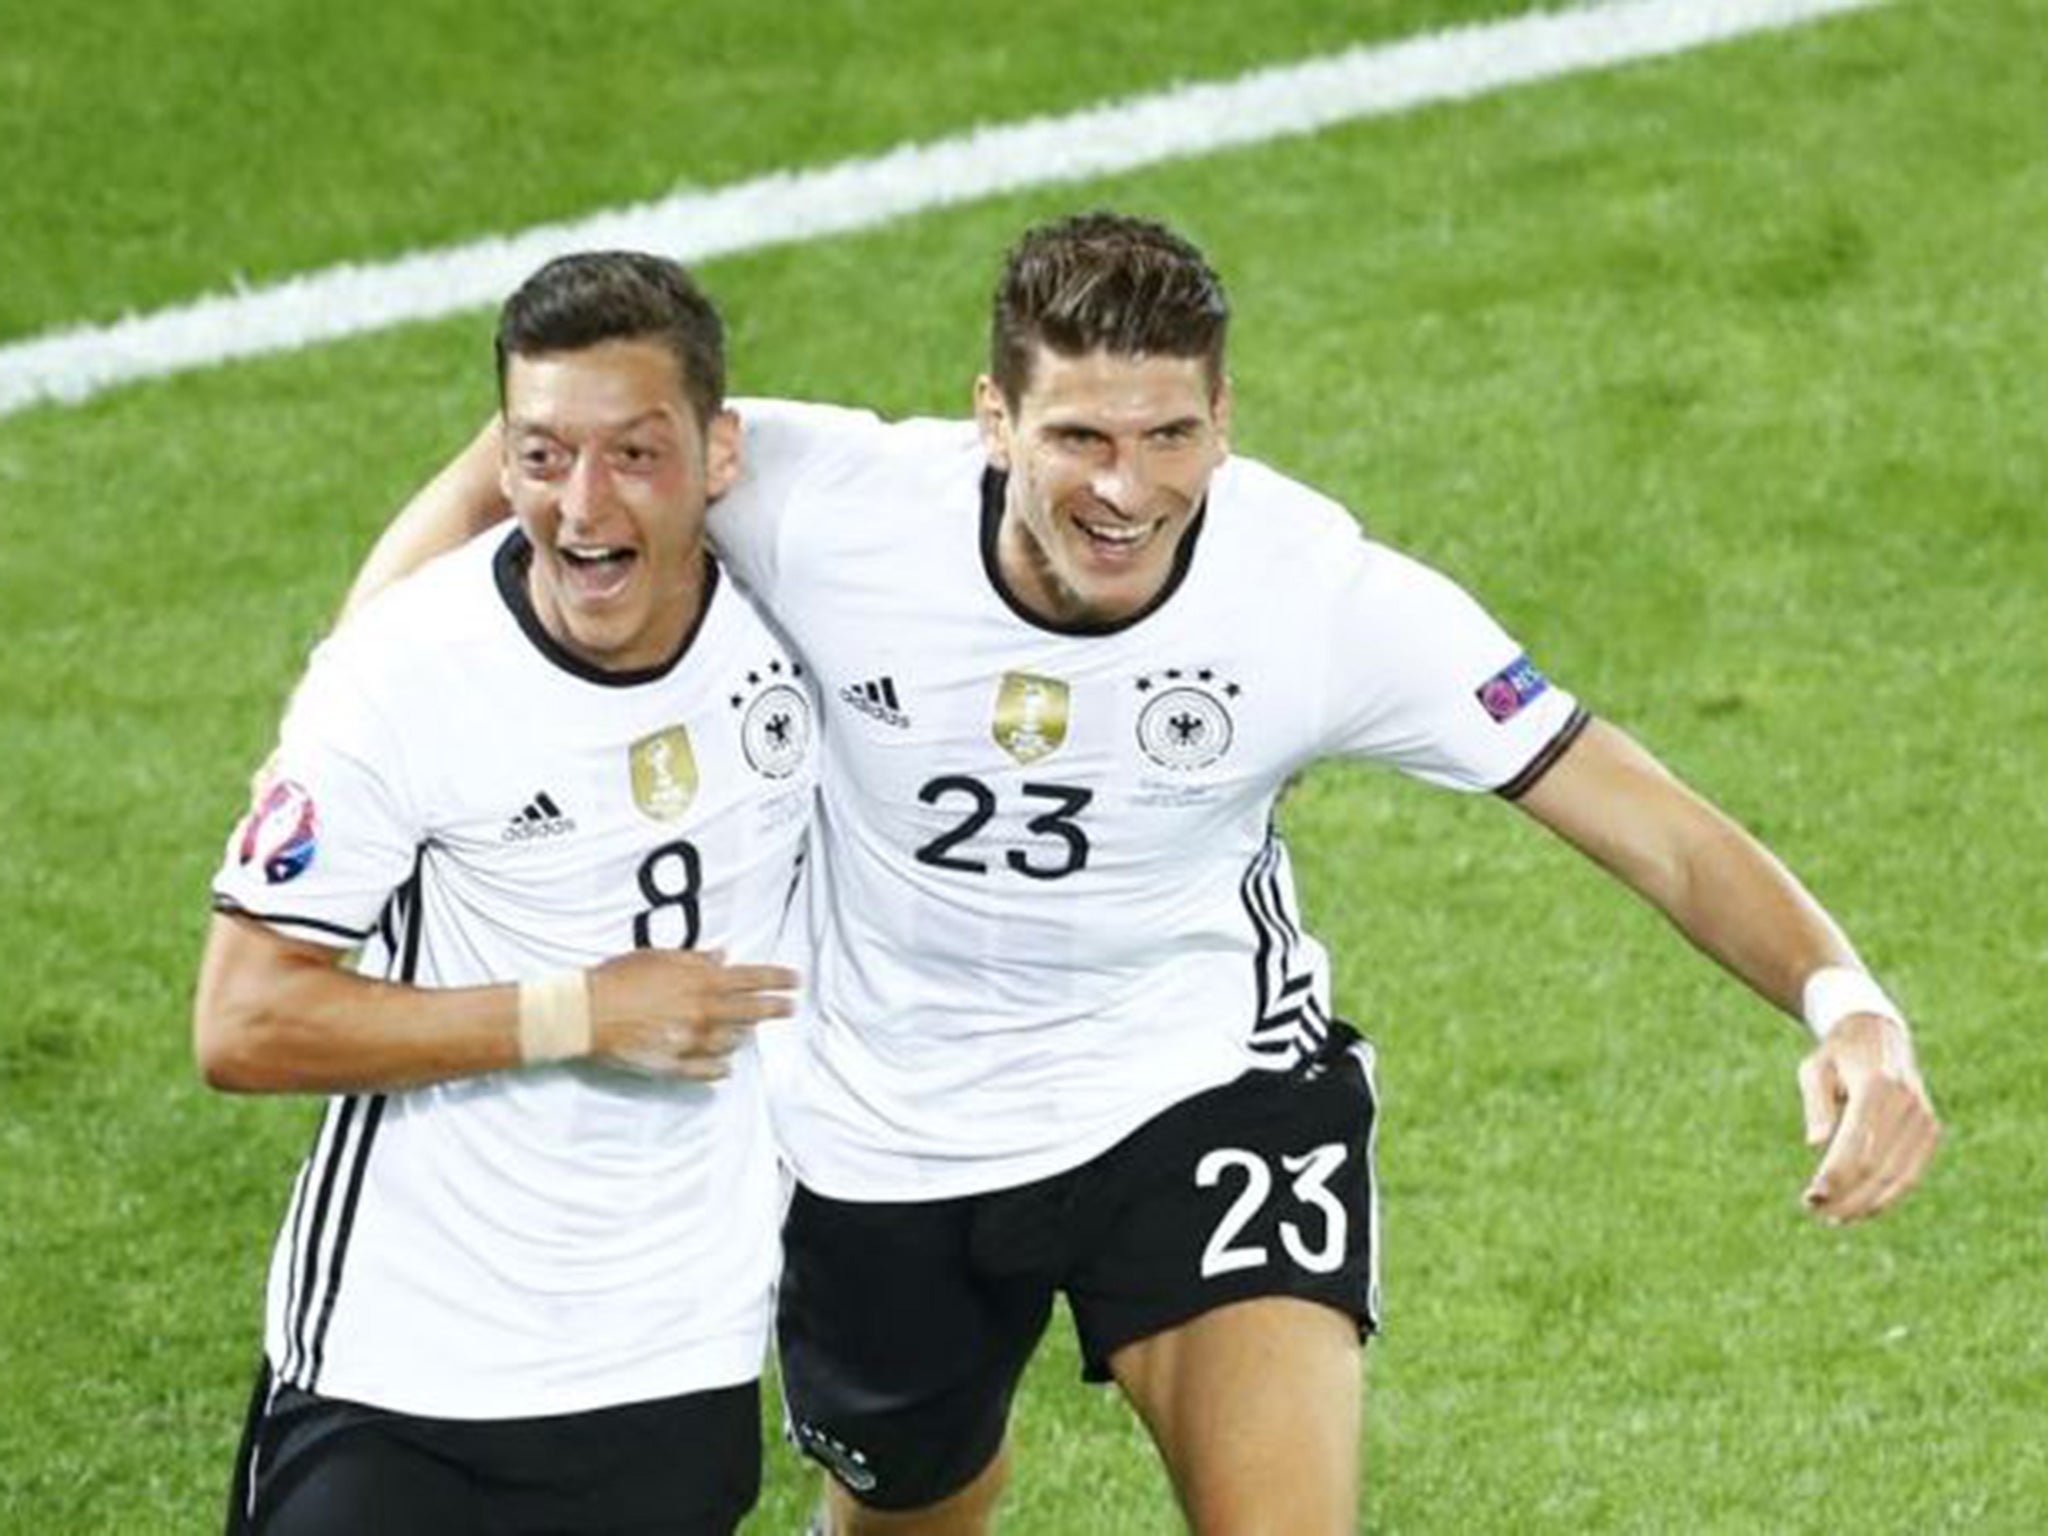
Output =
[
  {"x1": 1074, "y1": 517, "x2": 1158, "y2": 563},
  {"x1": 558, "y1": 544, "x2": 639, "y2": 600}
]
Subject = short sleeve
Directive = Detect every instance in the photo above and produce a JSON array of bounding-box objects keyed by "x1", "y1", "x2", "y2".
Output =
[
  {"x1": 711, "y1": 399, "x2": 888, "y2": 598},
  {"x1": 211, "y1": 638, "x2": 424, "y2": 948},
  {"x1": 1321, "y1": 538, "x2": 1586, "y2": 795}
]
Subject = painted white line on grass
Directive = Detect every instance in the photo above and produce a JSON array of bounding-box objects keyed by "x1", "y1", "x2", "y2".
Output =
[{"x1": 0, "y1": 0, "x2": 1881, "y2": 419}]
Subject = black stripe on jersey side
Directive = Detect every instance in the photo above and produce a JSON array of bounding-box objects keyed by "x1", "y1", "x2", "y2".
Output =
[
  {"x1": 305, "y1": 1095, "x2": 387, "y2": 1387},
  {"x1": 493, "y1": 529, "x2": 723, "y2": 687},
  {"x1": 780, "y1": 843, "x2": 808, "y2": 925},
  {"x1": 393, "y1": 852, "x2": 427, "y2": 987},
  {"x1": 278, "y1": 852, "x2": 420, "y2": 1388},
  {"x1": 1238, "y1": 832, "x2": 1329, "y2": 1066},
  {"x1": 1241, "y1": 837, "x2": 1279, "y2": 1024},
  {"x1": 1257, "y1": 837, "x2": 1307, "y2": 952},
  {"x1": 273, "y1": 1134, "x2": 322, "y2": 1382},
  {"x1": 1493, "y1": 705, "x2": 1593, "y2": 801},
  {"x1": 1259, "y1": 836, "x2": 1332, "y2": 1045},
  {"x1": 1260, "y1": 845, "x2": 1328, "y2": 1058},
  {"x1": 302, "y1": 854, "x2": 424, "y2": 1387},
  {"x1": 280, "y1": 1095, "x2": 364, "y2": 1383},
  {"x1": 534, "y1": 791, "x2": 562, "y2": 818},
  {"x1": 977, "y1": 468, "x2": 1209, "y2": 637},
  {"x1": 209, "y1": 894, "x2": 372, "y2": 944}
]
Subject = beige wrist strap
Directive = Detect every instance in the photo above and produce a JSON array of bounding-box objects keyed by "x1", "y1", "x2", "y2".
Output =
[
  {"x1": 1800, "y1": 965, "x2": 1903, "y2": 1043},
  {"x1": 517, "y1": 970, "x2": 592, "y2": 1063}
]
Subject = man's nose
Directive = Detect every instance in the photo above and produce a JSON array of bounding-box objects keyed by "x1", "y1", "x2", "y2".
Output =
[
  {"x1": 1089, "y1": 446, "x2": 1148, "y2": 512},
  {"x1": 560, "y1": 453, "x2": 612, "y2": 526}
]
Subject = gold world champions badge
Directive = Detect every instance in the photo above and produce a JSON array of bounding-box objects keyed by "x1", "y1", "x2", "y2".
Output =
[
  {"x1": 991, "y1": 672, "x2": 1070, "y2": 765},
  {"x1": 630, "y1": 725, "x2": 699, "y2": 821}
]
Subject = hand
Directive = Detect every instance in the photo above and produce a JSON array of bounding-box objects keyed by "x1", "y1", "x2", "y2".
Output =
[
  {"x1": 1798, "y1": 1012, "x2": 1939, "y2": 1224},
  {"x1": 584, "y1": 950, "x2": 798, "y2": 1081}
]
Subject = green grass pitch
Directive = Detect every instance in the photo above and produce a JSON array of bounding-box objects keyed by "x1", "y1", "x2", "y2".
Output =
[{"x1": 2, "y1": 1, "x2": 2043, "y2": 1530}]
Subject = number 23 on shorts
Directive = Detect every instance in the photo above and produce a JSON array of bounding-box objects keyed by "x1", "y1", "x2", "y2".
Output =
[{"x1": 1196, "y1": 1143, "x2": 1351, "y2": 1278}]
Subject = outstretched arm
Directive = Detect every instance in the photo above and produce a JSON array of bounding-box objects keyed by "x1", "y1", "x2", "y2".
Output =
[
  {"x1": 194, "y1": 912, "x2": 796, "y2": 1093},
  {"x1": 1512, "y1": 718, "x2": 1939, "y2": 1224},
  {"x1": 341, "y1": 416, "x2": 509, "y2": 617}
]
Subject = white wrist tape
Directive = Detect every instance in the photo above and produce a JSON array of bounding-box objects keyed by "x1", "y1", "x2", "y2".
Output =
[
  {"x1": 1800, "y1": 965, "x2": 1903, "y2": 1042},
  {"x1": 517, "y1": 970, "x2": 592, "y2": 1063}
]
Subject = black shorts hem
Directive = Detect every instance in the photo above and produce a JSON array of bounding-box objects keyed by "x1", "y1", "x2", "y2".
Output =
[{"x1": 1076, "y1": 1282, "x2": 1379, "y2": 1383}]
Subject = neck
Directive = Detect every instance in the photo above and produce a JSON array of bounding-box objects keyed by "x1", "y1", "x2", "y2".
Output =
[{"x1": 993, "y1": 507, "x2": 1076, "y2": 625}]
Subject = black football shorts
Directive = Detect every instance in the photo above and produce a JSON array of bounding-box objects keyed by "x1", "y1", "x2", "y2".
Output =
[
  {"x1": 776, "y1": 1025, "x2": 1380, "y2": 1511},
  {"x1": 225, "y1": 1366, "x2": 760, "y2": 1535}
]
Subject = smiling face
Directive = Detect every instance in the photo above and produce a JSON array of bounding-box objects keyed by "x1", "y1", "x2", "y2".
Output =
[
  {"x1": 500, "y1": 336, "x2": 739, "y2": 672},
  {"x1": 977, "y1": 344, "x2": 1230, "y2": 626}
]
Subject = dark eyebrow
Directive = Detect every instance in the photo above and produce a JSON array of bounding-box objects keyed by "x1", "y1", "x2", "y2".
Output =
[
  {"x1": 506, "y1": 409, "x2": 673, "y2": 438},
  {"x1": 611, "y1": 411, "x2": 674, "y2": 436},
  {"x1": 1041, "y1": 416, "x2": 1204, "y2": 439}
]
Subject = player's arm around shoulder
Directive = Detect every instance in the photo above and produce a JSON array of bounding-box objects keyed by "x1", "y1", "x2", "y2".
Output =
[
  {"x1": 342, "y1": 415, "x2": 510, "y2": 618},
  {"x1": 1509, "y1": 717, "x2": 1940, "y2": 1224}
]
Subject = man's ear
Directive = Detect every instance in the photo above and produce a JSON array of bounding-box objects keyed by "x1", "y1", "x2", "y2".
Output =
[
  {"x1": 705, "y1": 408, "x2": 742, "y2": 498},
  {"x1": 1212, "y1": 375, "x2": 1234, "y2": 456},
  {"x1": 973, "y1": 375, "x2": 1013, "y2": 471}
]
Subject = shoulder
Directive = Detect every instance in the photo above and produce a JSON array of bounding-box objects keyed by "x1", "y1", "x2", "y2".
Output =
[
  {"x1": 731, "y1": 396, "x2": 881, "y2": 451},
  {"x1": 1202, "y1": 451, "x2": 1385, "y2": 590},
  {"x1": 1209, "y1": 453, "x2": 1369, "y2": 549},
  {"x1": 1203, "y1": 454, "x2": 1496, "y2": 625},
  {"x1": 732, "y1": 397, "x2": 979, "y2": 484},
  {"x1": 318, "y1": 528, "x2": 511, "y2": 697}
]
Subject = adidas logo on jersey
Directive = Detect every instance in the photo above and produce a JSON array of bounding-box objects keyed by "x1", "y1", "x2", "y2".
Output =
[
  {"x1": 502, "y1": 791, "x2": 576, "y2": 842},
  {"x1": 839, "y1": 675, "x2": 910, "y2": 729}
]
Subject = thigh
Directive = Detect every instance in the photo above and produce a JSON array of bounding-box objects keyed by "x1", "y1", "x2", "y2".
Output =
[
  {"x1": 1064, "y1": 1026, "x2": 1381, "y2": 1379},
  {"x1": 1111, "y1": 1296, "x2": 1361, "y2": 1536},
  {"x1": 777, "y1": 1183, "x2": 1054, "y2": 1513}
]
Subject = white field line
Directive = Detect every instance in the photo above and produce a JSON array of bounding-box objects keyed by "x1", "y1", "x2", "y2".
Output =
[{"x1": 0, "y1": 0, "x2": 1882, "y2": 419}]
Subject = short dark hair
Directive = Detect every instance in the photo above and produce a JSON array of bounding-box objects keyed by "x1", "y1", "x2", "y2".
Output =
[
  {"x1": 988, "y1": 212, "x2": 1230, "y2": 406},
  {"x1": 495, "y1": 251, "x2": 726, "y2": 424}
]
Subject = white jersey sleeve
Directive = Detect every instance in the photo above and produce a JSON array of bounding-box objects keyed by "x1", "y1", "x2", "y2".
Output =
[
  {"x1": 1310, "y1": 514, "x2": 1583, "y2": 794},
  {"x1": 710, "y1": 398, "x2": 892, "y2": 597},
  {"x1": 212, "y1": 622, "x2": 422, "y2": 947}
]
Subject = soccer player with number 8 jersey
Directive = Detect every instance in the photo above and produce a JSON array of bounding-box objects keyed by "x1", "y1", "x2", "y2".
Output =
[{"x1": 196, "y1": 253, "x2": 812, "y2": 1535}]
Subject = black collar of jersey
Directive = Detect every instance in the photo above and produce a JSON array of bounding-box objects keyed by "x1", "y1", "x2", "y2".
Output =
[
  {"x1": 493, "y1": 529, "x2": 721, "y2": 687},
  {"x1": 977, "y1": 467, "x2": 1208, "y2": 637}
]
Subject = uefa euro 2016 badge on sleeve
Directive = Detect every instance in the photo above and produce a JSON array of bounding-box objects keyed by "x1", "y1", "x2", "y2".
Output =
[{"x1": 238, "y1": 777, "x2": 319, "y2": 885}]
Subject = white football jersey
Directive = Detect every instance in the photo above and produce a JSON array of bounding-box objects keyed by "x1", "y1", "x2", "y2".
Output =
[
  {"x1": 713, "y1": 400, "x2": 1584, "y2": 1202},
  {"x1": 211, "y1": 528, "x2": 815, "y2": 1419}
]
